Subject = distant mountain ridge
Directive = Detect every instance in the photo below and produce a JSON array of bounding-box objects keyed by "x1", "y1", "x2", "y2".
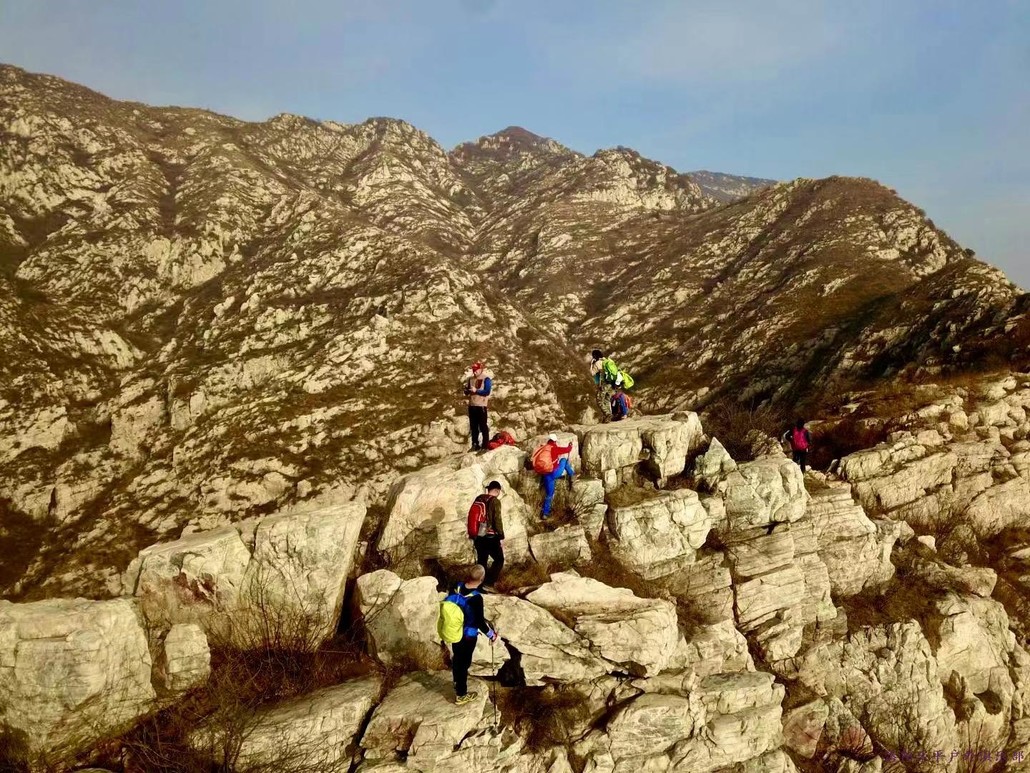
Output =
[
  {"x1": 0, "y1": 62, "x2": 1026, "y2": 598},
  {"x1": 686, "y1": 169, "x2": 778, "y2": 202}
]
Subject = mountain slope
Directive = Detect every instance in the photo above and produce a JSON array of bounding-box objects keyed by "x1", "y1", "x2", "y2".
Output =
[
  {"x1": 687, "y1": 169, "x2": 777, "y2": 202},
  {"x1": 0, "y1": 63, "x2": 1026, "y2": 597}
]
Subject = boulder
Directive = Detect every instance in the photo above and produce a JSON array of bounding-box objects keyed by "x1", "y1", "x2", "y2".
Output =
[
  {"x1": 530, "y1": 525, "x2": 592, "y2": 568},
  {"x1": 356, "y1": 570, "x2": 444, "y2": 670},
  {"x1": 909, "y1": 559, "x2": 997, "y2": 598},
  {"x1": 483, "y1": 595, "x2": 609, "y2": 685},
  {"x1": 0, "y1": 598, "x2": 156, "y2": 763},
  {"x1": 603, "y1": 693, "x2": 697, "y2": 761},
  {"x1": 693, "y1": 437, "x2": 738, "y2": 491},
  {"x1": 606, "y1": 489, "x2": 711, "y2": 580},
  {"x1": 733, "y1": 564, "x2": 807, "y2": 632},
  {"x1": 807, "y1": 486, "x2": 896, "y2": 596},
  {"x1": 361, "y1": 671, "x2": 487, "y2": 765},
  {"x1": 123, "y1": 503, "x2": 366, "y2": 647},
  {"x1": 122, "y1": 525, "x2": 252, "y2": 628},
  {"x1": 378, "y1": 463, "x2": 530, "y2": 576},
  {"x1": 665, "y1": 620, "x2": 754, "y2": 677},
  {"x1": 573, "y1": 414, "x2": 703, "y2": 489},
  {"x1": 191, "y1": 675, "x2": 381, "y2": 771},
  {"x1": 656, "y1": 554, "x2": 734, "y2": 624},
  {"x1": 153, "y1": 623, "x2": 210, "y2": 696},
  {"x1": 527, "y1": 573, "x2": 680, "y2": 676},
  {"x1": 781, "y1": 699, "x2": 829, "y2": 759},
  {"x1": 240, "y1": 503, "x2": 367, "y2": 642},
  {"x1": 722, "y1": 458, "x2": 807, "y2": 533}
]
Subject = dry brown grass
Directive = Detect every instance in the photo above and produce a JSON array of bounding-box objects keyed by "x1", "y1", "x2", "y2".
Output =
[
  {"x1": 702, "y1": 400, "x2": 787, "y2": 463},
  {"x1": 496, "y1": 685, "x2": 594, "y2": 751}
]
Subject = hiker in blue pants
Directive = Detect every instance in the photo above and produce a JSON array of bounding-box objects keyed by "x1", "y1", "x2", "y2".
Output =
[{"x1": 532, "y1": 433, "x2": 575, "y2": 519}]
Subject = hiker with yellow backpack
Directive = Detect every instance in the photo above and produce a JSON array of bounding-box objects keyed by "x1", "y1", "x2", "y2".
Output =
[
  {"x1": 438, "y1": 564, "x2": 498, "y2": 705},
  {"x1": 590, "y1": 349, "x2": 634, "y2": 423},
  {"x1": 532, "y1": 433, "x2": 575, "y2": 520}
]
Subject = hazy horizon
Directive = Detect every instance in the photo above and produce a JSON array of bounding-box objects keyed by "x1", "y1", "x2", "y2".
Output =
[{"x1": 1, "y1": 0, "x2": 1026, "y2": 289}]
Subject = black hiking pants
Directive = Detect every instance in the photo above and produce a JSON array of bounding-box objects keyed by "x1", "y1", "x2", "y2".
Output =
[
  {"x1": 468, "y1": 406, "x2": 489, "y2": 450},
  {"x1": 793, "y1": 450, "x2": 808, "y2": 473},
  {"x1": 474, "y1": 536, "x2": 504, "y2": 585},
  {"x1": 451, "y1": 636, "x2": 477, "y2": 697}
]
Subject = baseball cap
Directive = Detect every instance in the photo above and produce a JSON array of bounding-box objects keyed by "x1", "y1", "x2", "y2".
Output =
[{"x1": 547, "y1": 433, "x2": 559, "y2": 442}]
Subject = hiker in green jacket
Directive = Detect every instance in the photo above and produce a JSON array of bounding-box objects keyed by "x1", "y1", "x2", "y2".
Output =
[{"x1": 591, "y1": 349, "x2": 623, "y2": 423}]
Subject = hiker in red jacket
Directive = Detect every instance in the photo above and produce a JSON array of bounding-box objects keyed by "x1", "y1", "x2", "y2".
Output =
[
  {"x1": 466, "y1": 480, "x2": 505, "y2": 590},
  {"x1": 782, "y1": 419, "x2": 812, "y2": 473},
  {"x1": 532, "y1": 434, "x2": 575, "y2": 519}
]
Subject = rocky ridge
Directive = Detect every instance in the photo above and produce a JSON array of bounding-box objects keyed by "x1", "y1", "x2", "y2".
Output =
[
  {"x1": 4, "y1": 391, "x2": 1030, "y2": 771},
  {"x1": 1, "y1": 63, "x2": 1028, "y2": 605}
]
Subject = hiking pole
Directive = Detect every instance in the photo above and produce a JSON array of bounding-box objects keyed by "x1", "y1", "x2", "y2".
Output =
[{"x1": 490, "y1": 637, "x2": 498, "y2": 732}]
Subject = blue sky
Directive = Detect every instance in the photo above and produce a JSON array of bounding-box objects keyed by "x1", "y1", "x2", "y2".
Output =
[{"x1": 1, "y1": 0, "x2": 1027, "y2": 288}]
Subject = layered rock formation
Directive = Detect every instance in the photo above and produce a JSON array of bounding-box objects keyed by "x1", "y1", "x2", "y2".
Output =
[{"x1": 5, "y1": 407, "x2": 1030, "y2": 772}]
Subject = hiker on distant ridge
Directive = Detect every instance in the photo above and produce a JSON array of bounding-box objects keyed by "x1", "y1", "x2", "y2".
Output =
[
  {"x1": 463, "y1": 361, "x2": 493, "y2": 451},
  {"x1": 590, "y1": 350, "x2": 615, "y2": 422},
  {"x1": 441, "y1": 564, "x2": 497, "y2": 705},
  {"x1": 590, "y1": 349, "x2": 634, "y2": 423},
  {"x1": 466, "y1": 480, "x2": 505, "y2": 590},
  {"x1": 782, "y1": 419, "x2": 812, "y2": 473},
  {"x1": 531, "y1": 433, "x2": 575, "y2": 519}
]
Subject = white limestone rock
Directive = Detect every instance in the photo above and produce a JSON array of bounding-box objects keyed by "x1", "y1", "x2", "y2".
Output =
[
  {"x1": 191, "y1": 675, "x2": 382, "y2": 771},
  {"x1": 723, "y1": 458, "x2": 807, "y2": 533},
  {"x1": 693, "y1": 437, "x2": 738, "y2": 491},
  {"x1": 153, "y1": 623, "x2": 210, "y2": 696},
  {"x1": 606, "y1": 489, "x2": 711, "y2": 580},
  {"x1": 526, "y1": 572, "x2": 680, "y2": 676},
  {"x1": 529, "y1": 525, "x2": 592, "y2": 567},
  {"x1": 0, "y1": 597, "x2": 156, "y2": 763},
  {"x1": 808, "y1": 486, "x2": 896, "y2": 596},
  {"x1": 361, "y1": 671, "x2": 488, "y2": 766},
  {"x1": 356, "y1": 570, "x2": 444, "y2": 670},
  {"x1": 483, "y1": 595, "x2": 609, "y2": 685},
  {"x1": 378, "y1": 463, "x2": 530, "y2": 576},
  {"x1": 123, "y1": 503, "x2": 365, "y2": 647}
]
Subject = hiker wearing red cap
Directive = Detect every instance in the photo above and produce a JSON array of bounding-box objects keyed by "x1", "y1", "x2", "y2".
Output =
[{"x1": 463, "y1": 361, "x2": 493, "y2": 452}]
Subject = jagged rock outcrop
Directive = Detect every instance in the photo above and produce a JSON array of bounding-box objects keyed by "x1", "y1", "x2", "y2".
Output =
[
  {"x1": 526, "y1": 573, "x2": 680, "y2": 677},
  {"x1": 190, "y1": 675, "x2": 382, "y2": 771},
  {"x1": 122, "y1": 502, "x2": 365, "y2": 645},
  {"x1": 605, "y1": 489, "x2": 711, "y2": 580},
  {"x1": 360, "y1": 671, "x2": 489, "y2": 767}
]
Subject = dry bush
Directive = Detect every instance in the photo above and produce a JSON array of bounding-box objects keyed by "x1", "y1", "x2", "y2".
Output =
[
  {"x1": 702, "y1": 400, "x2": 787, "y2": 463},
  {"x1": 605, "y1": 483, "x2": 663, "y2": 509},
  {"x1": 807, "y1": 418, "x2": 890, "y2": 471},
  {"x1": 497, "y1": 686, "x2": 594, "y2": 751}
]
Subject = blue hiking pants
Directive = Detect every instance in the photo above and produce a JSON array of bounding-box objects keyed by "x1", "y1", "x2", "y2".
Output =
[{"x1": 542, "y1": 458, "x2": 575, "y2": 516}]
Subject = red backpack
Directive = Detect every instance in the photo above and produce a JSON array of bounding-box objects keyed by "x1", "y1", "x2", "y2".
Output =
[
  {"x1": 791, "y1": 428, "x2": 810, "y2": 452},
  {"x1": 486, "y1": 431, "x2": 516, "y2": 450},
  {"x1": 467, "y1": 494, "x2": 491, "y2": 538}
]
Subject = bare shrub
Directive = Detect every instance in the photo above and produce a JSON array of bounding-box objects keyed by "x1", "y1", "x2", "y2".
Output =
[
  {"x1": 702, "y1": 400, "x2": 787, "y2": 463},
  {"x1": 497, "y1": 685, "x2": 594, "y2": 751}
]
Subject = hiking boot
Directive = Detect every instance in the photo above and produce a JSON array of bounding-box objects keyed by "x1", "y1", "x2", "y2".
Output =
[
  {"x1": 566, "y1": 478, "x2": 574, "y2": 492},
  {"x1": 455, "y1": 691, "x2": 478, "y2": 705}
]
